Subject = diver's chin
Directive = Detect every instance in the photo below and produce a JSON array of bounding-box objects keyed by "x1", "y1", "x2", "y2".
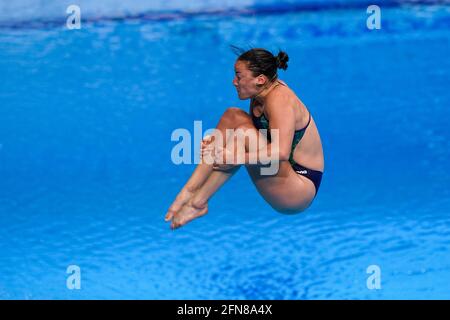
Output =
[{"x1": 237, "y1": 93, "x2": 250, "y2": 100}]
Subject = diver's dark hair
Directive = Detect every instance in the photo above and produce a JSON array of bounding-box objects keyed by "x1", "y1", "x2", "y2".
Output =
[{"x1": 231, "y1": 45, "x2": 289, "y2": 80}]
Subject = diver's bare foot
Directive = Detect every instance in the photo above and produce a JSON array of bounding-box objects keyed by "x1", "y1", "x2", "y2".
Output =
[
  {"x1": 170, "y1": 200, "x2": 208, "y2": 230},
  {"x1": 165, "y1": 189, "x2": 195, "y2": 222}
]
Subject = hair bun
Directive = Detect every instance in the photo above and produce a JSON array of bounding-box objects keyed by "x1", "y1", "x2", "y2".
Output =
[{"x1": 275, "y1": 51, "x2": 289, "y2": 70}]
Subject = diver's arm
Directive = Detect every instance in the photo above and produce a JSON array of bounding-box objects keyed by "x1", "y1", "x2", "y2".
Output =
[{"x1": 243, "y1": 95, "x2": 295, "y2": 165}]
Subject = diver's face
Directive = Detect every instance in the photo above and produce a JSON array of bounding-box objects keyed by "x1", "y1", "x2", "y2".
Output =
[{"x1": 232, "y1": 60, "x2": 265, "y2": 100}]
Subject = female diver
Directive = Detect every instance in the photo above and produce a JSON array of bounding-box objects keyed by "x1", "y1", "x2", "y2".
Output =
[{"x1": 165, "y1": 48, "x2": 324, "y2": 229}]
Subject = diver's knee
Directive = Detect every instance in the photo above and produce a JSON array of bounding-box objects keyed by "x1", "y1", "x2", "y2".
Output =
[{"x1": 222, "y1": 107, "x2": 248, "y2": 123}]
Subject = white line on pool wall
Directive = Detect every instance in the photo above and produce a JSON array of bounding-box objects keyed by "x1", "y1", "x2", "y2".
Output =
[
  {"x1": 366, "y1": 265, "x2": 382, "y2": 290},
  {"x1": 66, "y1": 5, "x2": 81, "y2": 30},
  {"x1": 66, "y1": 265, "x2": 81, "y2": 290},
  {"x1": 367, "y1": 5, "x2": 381, "y2": 30}
]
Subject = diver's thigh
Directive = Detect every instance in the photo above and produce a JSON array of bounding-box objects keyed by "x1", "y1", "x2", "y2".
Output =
[{"x1": 245, "y1": 162, "x2": 314, "y2": 211}]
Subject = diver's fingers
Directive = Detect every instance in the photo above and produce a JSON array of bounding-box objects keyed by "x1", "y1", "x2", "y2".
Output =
[
  {"x1": 202, "y1": 135, "x2": 215, "y2": 145},
  {"x1": 201, "y1": 141, "x2": 212, "y2": 149},
  {"x1": 203, "y1": 135, "x2": 212, "y2": 143},
  {"x1": 201, "y1": 144, "x2": 214, "y2": 153}
]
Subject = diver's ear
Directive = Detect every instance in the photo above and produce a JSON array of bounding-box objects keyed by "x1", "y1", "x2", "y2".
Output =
[{"x1": 255, "y1": 74, "x2": 266, "y2": 87}]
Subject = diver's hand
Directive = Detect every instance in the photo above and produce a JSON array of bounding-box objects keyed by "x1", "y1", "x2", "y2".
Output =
[
  {"x1": 201, "y1": 135, "x2": 239, "y2": 171},
  {"x1": 212, "y1": 146, "x2": 239, "y2": 171},
  {"x1": 200, "y1": 135, "x2": 215, "y2": 165}
]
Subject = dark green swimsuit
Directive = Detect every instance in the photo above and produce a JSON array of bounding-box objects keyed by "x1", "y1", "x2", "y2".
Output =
[
  {"x1": 251, "y1": 97, "x2": 323, "y2": 195},
  {"x1": 252, "y1": 106, "x2": 311, "y2": 166}
]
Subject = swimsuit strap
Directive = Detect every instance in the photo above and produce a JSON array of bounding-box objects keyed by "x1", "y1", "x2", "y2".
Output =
[
  {"x1": 296, "y1": 111, "x2": 311, "y2": 132},
  {"x1": 273, "y1": 80, "x2": 312, "y2": 132},
  {"x1": 305, "y1": 111, "x2": 312, "y2": 129}
]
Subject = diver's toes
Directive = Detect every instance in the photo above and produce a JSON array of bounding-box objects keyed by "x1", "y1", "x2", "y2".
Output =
[
  {"x1": 165, "y1": 211, "x2": 174, "y2": 221},
  {"x1": 171, "y1": 222, "x2": 182, "y2": 230}
]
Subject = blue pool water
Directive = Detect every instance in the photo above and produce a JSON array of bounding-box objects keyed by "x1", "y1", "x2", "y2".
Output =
[{"x1": 0, "y1": 1, "x2": 450, "y2": 299}]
